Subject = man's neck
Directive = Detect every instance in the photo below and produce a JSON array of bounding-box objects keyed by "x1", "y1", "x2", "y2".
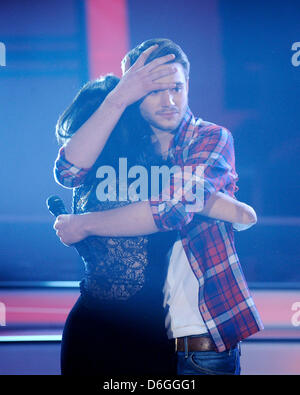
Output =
[{"x1": 151, "y1": 127, "x2": 174, "y2": 159}]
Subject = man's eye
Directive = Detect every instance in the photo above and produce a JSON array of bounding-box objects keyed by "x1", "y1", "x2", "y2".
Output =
[{"x1": 172, "y1": 86, "x2": 182, "y2": 92}]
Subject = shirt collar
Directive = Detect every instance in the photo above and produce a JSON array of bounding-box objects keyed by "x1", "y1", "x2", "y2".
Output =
[{"x1": 172, "y1": 106, "x2": 194, "y2": 148}]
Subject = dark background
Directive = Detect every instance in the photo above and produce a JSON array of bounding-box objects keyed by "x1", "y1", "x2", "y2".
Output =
[{"x1": 0, "y1": 0, "x2": 299, "y2": 285}]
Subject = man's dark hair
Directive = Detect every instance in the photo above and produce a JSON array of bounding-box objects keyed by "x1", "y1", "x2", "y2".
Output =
[{"x1": 124, "y1": 38, "x2": 190, "y2": 79}]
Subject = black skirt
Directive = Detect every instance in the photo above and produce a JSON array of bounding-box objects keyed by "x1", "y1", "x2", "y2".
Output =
[
  {"x1": 61, "y1": 230, "x2": 178, "y2": 376},
  {"x1": 61, "y1": 292, "x2": 176, "y2": 376}
]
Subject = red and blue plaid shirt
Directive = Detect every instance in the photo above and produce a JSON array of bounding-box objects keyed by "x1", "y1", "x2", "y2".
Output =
[
  {"x1": 149, "y1": 108, "x2": 263, "y2": 351},
  {"x1": 54, "y1": 107, "x2": 264, "y2": 351},
  {"x1": 54, "y1": 147, "x2": 92, "y2": 188}
]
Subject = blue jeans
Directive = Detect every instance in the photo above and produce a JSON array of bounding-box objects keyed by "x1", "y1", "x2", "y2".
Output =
[{"x1": 177, "y1": 340, "x2": 241, "y2": 375}]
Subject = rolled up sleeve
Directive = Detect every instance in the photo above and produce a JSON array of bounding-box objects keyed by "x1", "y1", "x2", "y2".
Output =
[
  {"x1": 149, "y1": 126, "x2": 238, "y2": 232},
  {"x1": 53, "y1": 147, "x2": 92, "y2": 188}
]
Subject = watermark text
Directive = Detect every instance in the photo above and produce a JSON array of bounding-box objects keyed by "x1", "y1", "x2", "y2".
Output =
[
  {"x1": 95, "y1": 158, "x2": 204, "y2": 213},
  {"x1": 291, "y1": 42, "x2": 300, "y2": 67},
  {"x1": 0, "y1": 302, "x2": 6, "y2": 326},
  {"x1": 291, "y1": 302, "x2": 300, "y2": 327},
  {"x1": 0, "y1": 42, "x2": 6, "y2": 67}
]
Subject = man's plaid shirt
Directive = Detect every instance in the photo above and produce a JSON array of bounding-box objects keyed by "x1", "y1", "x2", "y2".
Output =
[
  {"x1": 149, "y1": 108, "x2": 263, "y2": 351},
  {"x1": 54, "y1": 107, "x2": 263, "y2": 352}
]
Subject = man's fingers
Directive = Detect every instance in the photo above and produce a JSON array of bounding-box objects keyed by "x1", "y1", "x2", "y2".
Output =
[
  {"x1": 132, "y1": 44, "x2": 158, "y2": 68},
  {"x1": 145, "y1": 53, "x2": 176, "y2": 72}
]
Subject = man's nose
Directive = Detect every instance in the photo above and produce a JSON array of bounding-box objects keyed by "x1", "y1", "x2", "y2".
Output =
[{"x1": 160, "y1": 90, "x2": 175, "y2": 106}]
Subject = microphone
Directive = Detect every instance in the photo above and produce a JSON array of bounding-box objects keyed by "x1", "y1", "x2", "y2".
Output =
[
  {"x1": 46, "y1": 195, "x2": 89, "y2": 259},
  {"x1": 46, "y1": 195, "x2": 68, "y2": 217}
]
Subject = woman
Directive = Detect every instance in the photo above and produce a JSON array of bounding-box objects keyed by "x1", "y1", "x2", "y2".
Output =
[
  {"x1": 54, "y1": 71, "x2": 256, "y2": 375},
  {"x1": 55, "y1": 74, "x2": 179, "y2": 375}
]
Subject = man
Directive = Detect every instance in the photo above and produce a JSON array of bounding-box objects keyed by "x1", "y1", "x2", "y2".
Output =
[{"x1": 54, "y1": 38, "x2": 263, "y2": 375}]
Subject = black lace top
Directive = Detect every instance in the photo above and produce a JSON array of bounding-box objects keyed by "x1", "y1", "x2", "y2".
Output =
[{"x1": 72, "y1": 156, "x2": 177, "y2": 307}]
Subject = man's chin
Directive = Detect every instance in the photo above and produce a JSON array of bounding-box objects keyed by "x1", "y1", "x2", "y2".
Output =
[{"x1": 152, "y1": 119, "x2": 182, "y2": 133}]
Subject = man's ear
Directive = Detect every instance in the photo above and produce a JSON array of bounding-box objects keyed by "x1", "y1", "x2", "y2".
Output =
[{"x1": 186, "y1": 78, "x2": 189, "y2": 94}]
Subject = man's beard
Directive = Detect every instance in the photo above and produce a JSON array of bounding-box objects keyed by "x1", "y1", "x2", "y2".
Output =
[
  {"x1": 148, "y1": 118, "x2": 181, "y2": 133},
  {"x1": 146, "y1": 105, "x2": 188, "y2": 133}
]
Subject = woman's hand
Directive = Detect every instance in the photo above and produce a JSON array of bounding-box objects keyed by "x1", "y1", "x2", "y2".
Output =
[
  {"x1": 53, "y1": 214, "x2": 88, "y2": 246},
  {"x1": 107, "y1": 45, "x2": 178, "y2": 107}
]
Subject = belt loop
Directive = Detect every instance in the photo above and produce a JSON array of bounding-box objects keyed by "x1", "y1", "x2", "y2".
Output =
[{"x1": 184, "y1": 336, "x2": 189, "y2": 359}]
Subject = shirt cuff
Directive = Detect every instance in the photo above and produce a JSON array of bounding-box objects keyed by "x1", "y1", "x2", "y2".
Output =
[
  {"x1": 54, "y1": 147, "x2": 92, "y2": 188},
  {"x1": 149, "y1": 198, "x2": 194, "y2": 232}
]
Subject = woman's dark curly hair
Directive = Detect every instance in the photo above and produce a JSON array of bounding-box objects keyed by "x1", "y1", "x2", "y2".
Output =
[{"x1": 55, "y1": 74, "x2": 158, "y2": 176}]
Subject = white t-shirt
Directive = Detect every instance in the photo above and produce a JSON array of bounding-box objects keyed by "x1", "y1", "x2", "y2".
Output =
[
  {"x1": 163, "y1": 222, "x2": 250, "y2": 339},
  {"x1": 163, "y1": 237, "x2": 208, "y2": 339}
]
